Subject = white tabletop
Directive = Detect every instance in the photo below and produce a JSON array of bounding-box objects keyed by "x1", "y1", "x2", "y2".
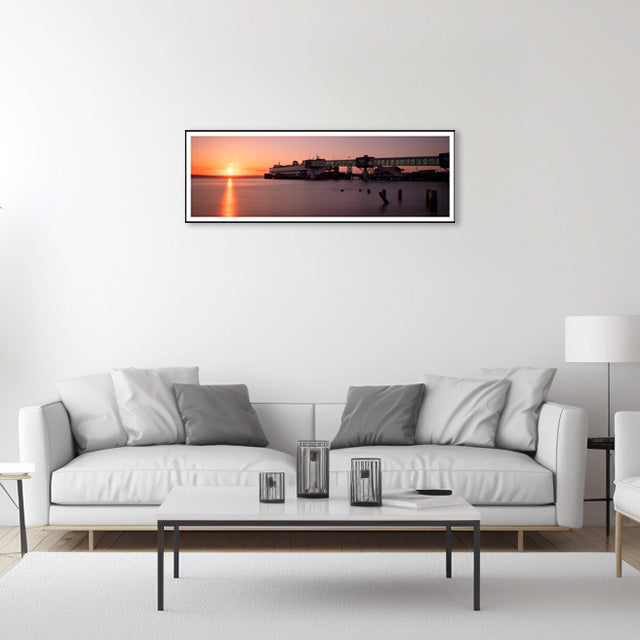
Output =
[
  {"x1": 157, "y1": 486, "x2": 480, "y2": 523},
  {"x1": 0, "y1": 462, "x2": 34, "y2": 475}
]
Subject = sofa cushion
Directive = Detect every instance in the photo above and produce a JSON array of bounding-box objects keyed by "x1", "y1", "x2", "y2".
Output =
[
  {"x1": 54, "y1": 372, "x2": 127, "y2": 453},
  {"x1": 174, "y1": 383, "x2": 269, "y2": 447},
  {"x1": 51, "y1": 444, "x2": 296, "y2": 505},
  {"x1": 330, "y1": 444, "x2": 554, "y2": 505},
  {"x1": 331, "y1": 384, "x2": 425, "y2": 449},
  {"x1": 111, "y1": 367, "x2": 199, "y2": 446},
  {"x1": 415, "y1": 374, "x2": 511, "y2": 447},
  {"x1": 476, "y1": 367, "x2": 556, "y2": 452},
  {"x1": 614, "y1": 476, "x2": 640, "y2": 519}
]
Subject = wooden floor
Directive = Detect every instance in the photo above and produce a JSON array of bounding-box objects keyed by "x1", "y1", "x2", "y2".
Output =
[{"x1": 2, "y1": 525, "x2": 640, "y2": 579}]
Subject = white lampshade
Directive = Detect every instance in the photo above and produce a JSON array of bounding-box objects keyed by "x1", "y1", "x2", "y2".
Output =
[{"x1": 565, "y1": 315, "x2": 640, "y2": 363}]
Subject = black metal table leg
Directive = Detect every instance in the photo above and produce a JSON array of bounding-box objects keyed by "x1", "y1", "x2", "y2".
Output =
[
  {"x1": 157, "y1": 525, "x2": 164, "y2": 611},
  {"x1": 473, "y1": 523, "x2": 481, "y2": 611},
  {"x1": 606, "y1": 451, "x2": 611, "y2": 538},
  {"x1": 173, "y1": 526, "x2": 179, "y2": 578},
  {"x1": 586, "y1": 438, "x2": 615, "y2": 536},
  {"x1": 17, "y1": 480, "x2": 27, "y2": 557},
  {"x1": 445, "y1": 525, "x2": 452, "y2": 578}
]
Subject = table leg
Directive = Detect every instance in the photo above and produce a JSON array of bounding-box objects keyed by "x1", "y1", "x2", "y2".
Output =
[
  {"x1": 17, "y1": 480, "x2": 27, "y2": 557},
  {"x1": 157, "y1": 525, "x2": 164, "y2": 611},
  {"x1": 473, "y1": 523, "x2": 481, "y2": 611},
  {"x1": 173, "y1": 526, "x2": 179, "y2": 578},
  {"x1": 445, "y1": 525, "x2": 452, "y2": 578},
  {"x1": 606, "y1": 451, "x2": 611, "y2": 538}
]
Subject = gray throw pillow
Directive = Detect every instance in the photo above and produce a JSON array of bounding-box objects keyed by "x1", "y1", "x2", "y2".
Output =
[
  {"x1": 415, "y1": 374, "x2": 511, "y2": 447},
  {"x1": 174, "y1": 383, "x2": 269, "y2": 447},
  {"x1": 476, "y1": 367, "x2": 557, "y2": 451},
  {"x1": 330, "y1": 384, "x2": 425, "y2": 450}
]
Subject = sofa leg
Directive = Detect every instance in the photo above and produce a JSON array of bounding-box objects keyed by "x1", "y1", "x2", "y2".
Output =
[
  {"x1": 517, "y1": 530, "x2": 524, "y2": 552},
  {"x1": 88, "y1": 530, "x2": 94, "y2": 552},
  {"x1": 615, "y1": 511, "x2": 623, "y2": 577}
]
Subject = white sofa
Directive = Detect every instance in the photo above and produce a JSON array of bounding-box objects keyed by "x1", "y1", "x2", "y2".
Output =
[
  {"x1": 614, "y1": 411, "x2": 640, "y2": 576},
  {"x1": 19, "y1": 398, "x2": 587, "y2": 537}
]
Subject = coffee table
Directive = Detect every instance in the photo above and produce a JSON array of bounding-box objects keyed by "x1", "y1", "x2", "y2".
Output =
[{"x1": 156, "y1": 486, "x2": 481, "y2": 611}]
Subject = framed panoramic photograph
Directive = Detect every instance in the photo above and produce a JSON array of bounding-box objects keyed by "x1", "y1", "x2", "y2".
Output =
[{"x1": 185, "y1": 130, "x2": 454, "y2": 223}]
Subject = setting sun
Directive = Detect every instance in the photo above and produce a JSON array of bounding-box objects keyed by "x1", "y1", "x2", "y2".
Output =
[{"x1": 226, "y1": 167, "x2": 233, "y2": 175}]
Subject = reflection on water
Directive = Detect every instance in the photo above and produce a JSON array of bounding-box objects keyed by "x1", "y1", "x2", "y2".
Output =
[
  {"x1": 191, "y1": 177, "x2": 450, "y2": 218},
  {"x1": 221, "y1": 178, "x2": 236, "y2": 217}
]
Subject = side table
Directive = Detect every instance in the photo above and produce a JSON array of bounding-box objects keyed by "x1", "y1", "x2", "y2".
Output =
[
  {"x1": 0, "y1": 463, "x2": 34, "y2": 556},
  {"x1": 585, "y1": 437, "x2": 614, "y2": 537}
]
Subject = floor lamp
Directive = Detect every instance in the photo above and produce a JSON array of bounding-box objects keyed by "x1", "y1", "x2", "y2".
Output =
[
  {"x1": 565, "y1": 315, "x2": 640, "y2": 536},
  {"x1": 565, "y1": 315, "x2": 640, "y2": 437}
]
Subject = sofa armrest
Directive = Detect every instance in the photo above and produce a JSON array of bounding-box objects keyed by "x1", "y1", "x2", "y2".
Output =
[
  {"x1": 18, "y1": 401, "x2": 76, "y2": 527},
  {"x1": 534, "y1": 402, "x2": 588, "y2": 528},
  {"x1": 615, "y1": 412, "x2": 640, "y2": 482}
]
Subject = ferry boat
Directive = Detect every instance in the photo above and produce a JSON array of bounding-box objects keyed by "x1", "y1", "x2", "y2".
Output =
[
  {"x1": 267, "y1": 160, "x2": 312, "y2": 179},
  {"x1": 266, "y1": 156, "x2": 334, "y2": 179}
]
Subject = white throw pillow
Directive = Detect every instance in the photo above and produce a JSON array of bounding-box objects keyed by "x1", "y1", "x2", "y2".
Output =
[
  {"x1": 111, "y1": 367, "x2": 199, "y2": 446},
  {"x1": 415, "y1": 374, "x2": 511, "y2": 447},
  {"x1": 475, "y1": 367, "x2": 556, "y2": 452},
  {"x1": 54, "y1": 372, "x2": 127, "y2": 453}
]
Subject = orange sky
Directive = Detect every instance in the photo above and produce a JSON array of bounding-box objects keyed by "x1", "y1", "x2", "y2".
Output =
[{"x1": 189, "y1": 134, "x2": 450, "y2": 177}]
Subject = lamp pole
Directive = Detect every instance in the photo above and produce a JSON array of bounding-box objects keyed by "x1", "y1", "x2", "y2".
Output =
[{"x1": 607, "y1": 362, "x2": 611, "y2": 438}]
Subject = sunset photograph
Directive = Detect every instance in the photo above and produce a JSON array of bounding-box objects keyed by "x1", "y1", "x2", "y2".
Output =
[{"x1": 185, "y1": 131, "x2": 454, "y2": 222}]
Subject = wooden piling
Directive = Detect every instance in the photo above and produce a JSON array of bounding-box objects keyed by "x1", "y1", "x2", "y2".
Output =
[
  {"x1": 398, "y1": 189, "x2": 403, "y2": 201},
  {"x1": 367, "y1": 188, "x2": 371, "y2": 194},
  {"x1": 379, "y1": 189, "x2": 389, "y2": 205},
  {"x1": 426, "y1": 189, "x2": 438, "y2": 212}
]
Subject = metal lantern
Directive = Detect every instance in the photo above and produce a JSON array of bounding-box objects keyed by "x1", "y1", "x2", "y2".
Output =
[
  {"x1": 350, "y1": 458, "x2": 382, "y2": 507},
  {"x1": 297, "y1": 440, "x2": 330, "y2": 498},
  {"x1": 259, "y1": 471, "x2": 285, "y2": 503}
]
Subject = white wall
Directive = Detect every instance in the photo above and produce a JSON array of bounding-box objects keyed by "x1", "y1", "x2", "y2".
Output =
[{"x1": 1, "y1": 0, "x2": 640, "y2": 524}]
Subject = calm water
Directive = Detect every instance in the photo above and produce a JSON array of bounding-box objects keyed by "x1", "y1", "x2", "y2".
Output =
[{"x1": 191, "y1": 177, "x2": 450, "y2": 218}]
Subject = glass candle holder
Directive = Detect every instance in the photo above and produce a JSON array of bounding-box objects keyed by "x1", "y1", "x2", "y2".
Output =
[
  {"x1": 259, "y1": 471, "x2": 285, "y2": 503},
  {"x1": 297, "y1": 440, "x2": 330, "y2": 498},
  {"x1": 350, "y1": 458, "x2": 382, "y2": 507}
]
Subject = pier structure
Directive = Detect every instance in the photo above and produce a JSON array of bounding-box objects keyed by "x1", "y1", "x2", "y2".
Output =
[
  {"x1": 307, "y1": 153, "x2": 449, "y2": 180},
  {"x1": 267, "y1": 153, "x2": 450, "y2": 181}
]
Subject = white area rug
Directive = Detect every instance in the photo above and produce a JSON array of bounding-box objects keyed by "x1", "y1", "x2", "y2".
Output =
[{"x1": 1, "y1": 552, "x2": 639, "y2": 639}]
